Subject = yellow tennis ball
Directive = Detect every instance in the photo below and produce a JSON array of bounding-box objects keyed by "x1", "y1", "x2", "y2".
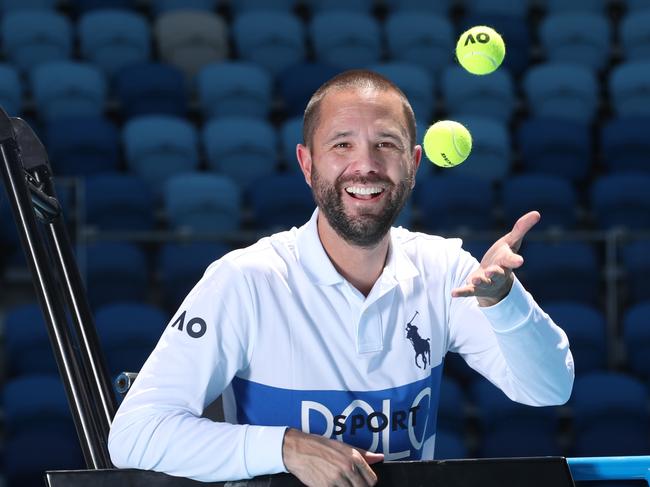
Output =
[
  {"x1": 422, "y1": 120, "x2": 472, "y2": 168},
  {"x1": 456, "y1": 25, "x2": 505, "y2": 75}
]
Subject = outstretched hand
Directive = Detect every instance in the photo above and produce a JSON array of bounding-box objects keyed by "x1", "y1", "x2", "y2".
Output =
[{"x1": 451, "y1": 211, "x2": 540, "y2": 307}]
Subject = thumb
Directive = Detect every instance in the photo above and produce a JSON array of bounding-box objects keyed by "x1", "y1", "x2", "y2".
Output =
[{"x1": 358, "y1": 449, "x2": 384, "y2": 465}]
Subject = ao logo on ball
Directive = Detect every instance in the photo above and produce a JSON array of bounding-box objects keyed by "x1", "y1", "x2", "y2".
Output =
[{"x1": 456, "y1": 25, "x2": 505, "y2": 75}]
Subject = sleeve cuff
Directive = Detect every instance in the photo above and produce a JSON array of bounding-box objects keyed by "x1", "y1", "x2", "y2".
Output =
[
  {"x1": 479, "y1": 276, "x2": 534, "y2": 333},
  {"x1": 244, "y1": 425, "x2": 289, "y2": 477}
]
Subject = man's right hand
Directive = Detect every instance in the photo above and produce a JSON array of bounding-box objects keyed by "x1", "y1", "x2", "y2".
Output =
[{"x1": 282, "y1": 428, "x2": 384, "y2": 487}]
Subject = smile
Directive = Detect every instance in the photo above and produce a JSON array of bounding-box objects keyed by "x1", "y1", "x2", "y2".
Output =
[{"x1": 344, "y1": 186, "x2": 385, "y2": 200}]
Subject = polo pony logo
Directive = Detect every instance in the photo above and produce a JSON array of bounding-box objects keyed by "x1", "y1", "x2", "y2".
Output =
[{"x1": 405, "y1": 312, "x2": 430, "y2": 370}]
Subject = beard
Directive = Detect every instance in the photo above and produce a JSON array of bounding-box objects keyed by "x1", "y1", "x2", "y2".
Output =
[{"x1": 310, "y1": 166, "x2": 413, "y2": 248}]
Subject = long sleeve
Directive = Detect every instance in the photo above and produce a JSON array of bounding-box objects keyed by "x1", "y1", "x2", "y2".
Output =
[
  {"x1": 447, "y1": 251, "x2": 575, "y2": 406},
  {"x1": 107, "y1": 260, "x2": 288, "y2": 482}
]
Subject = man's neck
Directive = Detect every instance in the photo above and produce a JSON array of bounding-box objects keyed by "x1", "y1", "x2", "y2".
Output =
[{"x1": 316, "y1": 213, "x2": 390, "y2": 297}]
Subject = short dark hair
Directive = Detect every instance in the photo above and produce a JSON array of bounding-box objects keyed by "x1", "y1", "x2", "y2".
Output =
[{"x1": 302, "y1": 69, "x2": 417, "y2": 150}]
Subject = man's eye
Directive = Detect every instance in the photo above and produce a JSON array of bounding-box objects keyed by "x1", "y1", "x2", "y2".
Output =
[
  {"x1": 334, "y1": 142, "x2": 350, "y2": 149},
  {"x1": 378, "y1": 142, "x2": 396, "y2": 149}
]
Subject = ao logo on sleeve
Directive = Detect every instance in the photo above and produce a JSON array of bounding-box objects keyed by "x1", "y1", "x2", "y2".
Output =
[{"x1": 170, "y1": 310, "x2": 207, "y2": 338}]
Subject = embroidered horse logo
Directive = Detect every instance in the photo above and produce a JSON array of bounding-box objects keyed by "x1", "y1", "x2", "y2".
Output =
[{"x1": 405, "y1": 311, "x2": 430, "y2": 370}]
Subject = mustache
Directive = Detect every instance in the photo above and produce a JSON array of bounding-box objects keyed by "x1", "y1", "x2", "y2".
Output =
[{"x1": 335, "y1": 174, "x2": 394, "y2": 190}]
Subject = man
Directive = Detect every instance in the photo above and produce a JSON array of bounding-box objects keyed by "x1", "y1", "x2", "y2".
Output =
[{"x1": 108, "y1": 70, "x2": 574, "y2": 487}]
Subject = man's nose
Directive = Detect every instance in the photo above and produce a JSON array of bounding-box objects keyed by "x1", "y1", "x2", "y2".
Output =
[{"x1": 348, "y1": 143, "x2": 381, "y2": 174}]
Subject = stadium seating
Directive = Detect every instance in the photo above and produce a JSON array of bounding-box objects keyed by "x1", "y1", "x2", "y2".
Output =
[
  {"x1": 622, "y1": 301, "x2": 650, "y2": 380},
  {"x1": 385, "y1": 12, "x2": 454, "y2": 76},
  {"x1": 84, "y1": 173, "x2": 156, "y2": 231},
  {"x1": 601, "y1": 117, "x2": 650, "y2": 173},
  {"x1": 197, "y1": 61, "x2": 272, "y2": 119},
  {"x1": 150, "y1": 0, "x2": 219, "y2": 15},
  {"x1": 228, "y1": 0, "x2": 295, "y2": 14},
  {"x1": 434, "y1": 430, "x2": 468, "y2": 459},
  {"x1": 463, "y1": 0, "x2": 529, "y2": 17},
  {"x1": 84, "y1": 242, "x2": 149, "y2": 309},
  {"x1": 44, "y1": 117, "x2": 120, "y2": 176},
  {"x1": 31, "y1": 61, "x2": 107, "y2": 122},
  {"x1": 280, "y1": 116, "x2": 303, "y2": 170},
  {"x1": 413, "y1": 175, "x2": 495, "y2": 232},
  {"x1": 539, "y1": 12, "x2": 611, "y2": 71},
  {"x1": 232, "y1": 11, "x2": 306, "y2": 77},
  {"x1": 621, "y1": 240, "x2": 650, "y2": 305},
  {"x1": 516, "y1": 241, "x2": 600, "y2": 305},
  {"x1": 154, "y1": 10, "x2": 228, "y2": 77},
  {"x1": 542, "y1": 0, "x2": 608, "y2": 12},
  {"x1": 501, "y1": 174, "x2": 578, "y2": 230},
  {"x1": 0, "y1": 63, "x2": 22, "y2": 116},
  {"x1": 517, "y1": 117, "x2": 591, "y2": 181},
  {"x1": 158, "y1": 241, "x2": 231, "y2": 307},
  {"x1": 247, "y1": 172, "x2": 315, "y2": 232},
  {"x1": 70, "y1": 0, "x2": 136, "y2": 12},
  {"x1": 115, "y1": 62, "x2": 188, "y2": 118},
  {"x1": 620, "y1": 9, "x2": 650, "y2": 61},
  {"x1": 1, "y1": 10, "x2": 72, "y2": 72},
  {"x1": 122, "y1": 115, "x2": 200, "y2": 192},
  {"x1": 590, "y1": 172, "x2": 650, "y2": 230},
  {"x1": 307, "y1": 0, "x2": 374, "y2": 13},
  {"x1": 438, "y1": 376, "x2": 466, "y2": 435},
  {"x1": 371, "y1": 62, "x2": 435, "y2": 122},
  {"x1": 523, "y1": 63, "x2": 598, "y2": 123},
  {"x1": 383, "y1": 0, "x2": 451, "y2": 14},
  {"x1": 0, "y1": 0, "x2": 58, "y2": 10},
  {"x1": 95, "y1": 302, "x2": 167, "y2": 376},
  {"x1": 202, "y1": 116, "x2": 279, "y2": 188},
  {"x1": 609, "y1": 61, "x2": 650, "y2": 117},
  {"x1": 441, "y1": 66, "x2": 515, "y2": 122},
  {"x1": 277, "y1": 62, "x2": 341, "y2": 117},
  {"x1": 309, "y1": 12, "x2": 381, "y2": 69},
  {"x1": 164, "y1": 173, "x2": 242, "y2": 233},
  {"x1": 78, "y1": 9, "x2": 151, "y2": 76},
  {"x1": 543, "y1": 301, "x2": 607, "y2": 374}
]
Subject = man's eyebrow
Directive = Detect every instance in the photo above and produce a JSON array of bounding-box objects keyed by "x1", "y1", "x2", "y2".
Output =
[
  {"x1": 377, "y1": 131, "x2": 406, "y2": 143},
  {"x1": 325, "y1": 131, "x2": 354, "y2": 143}
]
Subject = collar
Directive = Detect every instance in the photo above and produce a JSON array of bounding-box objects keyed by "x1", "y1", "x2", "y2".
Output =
[{"x1": 295, "y1": 208, "x2": 420, "y2": 287}]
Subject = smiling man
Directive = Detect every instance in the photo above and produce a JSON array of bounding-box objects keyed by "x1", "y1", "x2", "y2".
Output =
[{"x1": 108, "y1": 70, "x2": 574, "y2": 487}]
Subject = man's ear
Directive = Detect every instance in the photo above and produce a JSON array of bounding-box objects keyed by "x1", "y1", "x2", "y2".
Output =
[
  {"x1": 411, "y1": 145, "x2": 422, "y2": 188},
  {"x1": 296, "y1": 144, "x2": 313, "y2": 187}
]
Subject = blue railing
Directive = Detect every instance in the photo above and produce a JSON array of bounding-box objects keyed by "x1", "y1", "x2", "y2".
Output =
[{"x1": 568, "y1": 456, "x2": 650, "y2": 484}]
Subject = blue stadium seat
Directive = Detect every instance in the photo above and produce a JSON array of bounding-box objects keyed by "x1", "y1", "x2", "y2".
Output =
[
  {"x1": 571, "y1": 372, "x2": 650, "y2": 456},
  {"x1": 453, "y1": 116, "x2": 511, "y2": 182},
  {"x1": 0, "y1": 63, "x2": 22, "y2": 116},
  {"x1": 306, "y1": 0, "x2": 374, "y2": 12},
  {"x1": 590, "y1": 172, "x2": 650, "y2": 230},
  {"x1": 463, "y1": 0, "x2": 528, "y2": 17},
  {"x1": 620, "y1": 9, "x2": 650, "y2": 61},
  {"x1": 1, "y1": 10, "x2": 72, "y2": 72},
  {"x1": 84, "y1": 173, "x2": 155, "y2": 231},
  {"x1": 3, "y1": 375, "x2": 71, "y2": 434},
  {"x1": 385, "y1": 12, "x2": 454, "y2": 76},
  {"x1": 384, "y1": 0, "x2": 451, "y2": 14},
  {"x1": 438, "y1": 376, "x2": 465, "y2": 435},
  {"x1": 248, "y1": 172, "x2": 315, "y2": 232},
  {"x1": 517, "y1": 117, "x2": 591, "y2": 181},
  {"x1": 197, "y1": 62, "x2": 272, "y2": 119},
  {"x1": 3, "y1": 303, "x2": 57, "y2": 377},
  {"x1": 517, "y1": 241, "x2": 600, "y2": 305},
  {"x1": 471, "y1": 378, "x2": 560, "y2": 457},
  {"x1": 0, "y1": 0, "x2": 58, "y2": 11},
  {"x1": 370, "y1": 62, "x2": 435, "y2": 122},
  {"x1": 95, "y1": 302, "x2": 167, "y2": 376},
  {"x1": 413, "y1": 175, "x2": 494, "y2": 232},
  {"x1": 115, "y1": 62, "x2": 187, "y2": 118},
  {"x1": 501, "y1": 174, "x2": 578, "y2": 230},
  {"x1": 228, "y1": 0, "x2": 295, "y2": 14},
  {"x1": 523, "y1": 63, "x2": 598, "y2": 123},
  {"x1": 233, "y1": 11, "x2": 306, "y2": 77},
  {"x1": 541, "y1": 0, "x2": 608, "y2": 12},
  {"x1": 609, "y1": 61, "x2": 650, "y2": 117},
  {"x1": 310, "y1": 12, "x2": 381, "y2": 69},
  {"x1": 601, "y1": 117, "x2": 650, "y2": 173},
  {"x1": 459, "y1": 14, "x2": 531, "y2": 75},
  {"x1": 122, "y1": 115, "x2": 199, "y2": 192},
  {"x1": 84, "y1": 242, "x2": 148, "y2": 309},
  {"x1": 154, "y1": 10, "x2": 229, "y2": 77},
  {"x1": 435, "y1": 430, "x2": 468, "y2": 459},
  {"x1": 623, "y1": 301, "x2": 650, "y2": 380},
  {"x1": 159, "y1": 242, "x2": 231, "y2": 307},
  {"x1": 78, "y1": 9, "x2": 151, "y2": 76},
  {"x1": 164, "y1": 173, "x2": 241, "y2": 233},
  {"x1": 202, "y1": 117, "x2": 278, "y2": 189},
  {"x1": 150, "y1": 0, "x2": 218, "y2": 15},
  {"x1": 543, "y1": 301, "x2": 607, "y2": 374},
  {"x1": 277, "y1": 62, "x2": 341, "y2": 117},
  {"x1": 280, "y1": 116, "x2": 303, "y2": 170},
  {"x1": 31, "y1": 61, "x2": 107, "y2": 122},
  {"x1": 539, "y1": 12, "x2": 611, "y2": 70},
  {"x1": 442, "y1": 66, "x2": 515, "y2": 122},
  {"x1": 70, "y1": 0, "x2": 137, "y2": 12},
  {"x1": 621, "y1": 241, "x2": 650, "y2": 305},
  {"x1": 44, "y1": 117, "x2": 119, "y2": 176}
]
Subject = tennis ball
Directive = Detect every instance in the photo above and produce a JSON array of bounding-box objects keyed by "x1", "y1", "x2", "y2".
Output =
[
  {"x1": 456, "y1": 25, "x2": 505, "y2": 75},
  {"x1": 422, "y1": 120, "x2": 472, "y2": 168}
]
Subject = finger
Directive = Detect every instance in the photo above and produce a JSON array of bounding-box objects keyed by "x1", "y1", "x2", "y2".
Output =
[
  {"x1": 361, "y1": 451, "x2": 384, "y2": 465},
  {"x1": 497, "y1": 252, "x2": 524, "y2": 270},
  {"x1": 354, "y1": 460, "x2": 378, "y2": 486},
  {"x1": 504, "y1": 211, "x2": 540, "y2": 251},
  {"x1": 451, "y1": 284, "x2": 476, "y2": 298},
  {"x1": 484, "y1": 265, "x2": 506, "y2": 279}
]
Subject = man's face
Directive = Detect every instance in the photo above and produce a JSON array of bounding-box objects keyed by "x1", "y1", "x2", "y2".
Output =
[{"x1": 298, "y1": 87, "x2": 421, "y2": 247}]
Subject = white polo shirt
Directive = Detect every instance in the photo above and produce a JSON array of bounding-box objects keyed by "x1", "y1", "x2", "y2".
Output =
[{"x1": 108, "y1": 209, "x2": 574, "y2": 482}]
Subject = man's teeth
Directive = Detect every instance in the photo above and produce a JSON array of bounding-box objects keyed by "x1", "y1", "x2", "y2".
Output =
[{"x1": 345, "y1": 186, "x2": 383, "y2": 195}]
